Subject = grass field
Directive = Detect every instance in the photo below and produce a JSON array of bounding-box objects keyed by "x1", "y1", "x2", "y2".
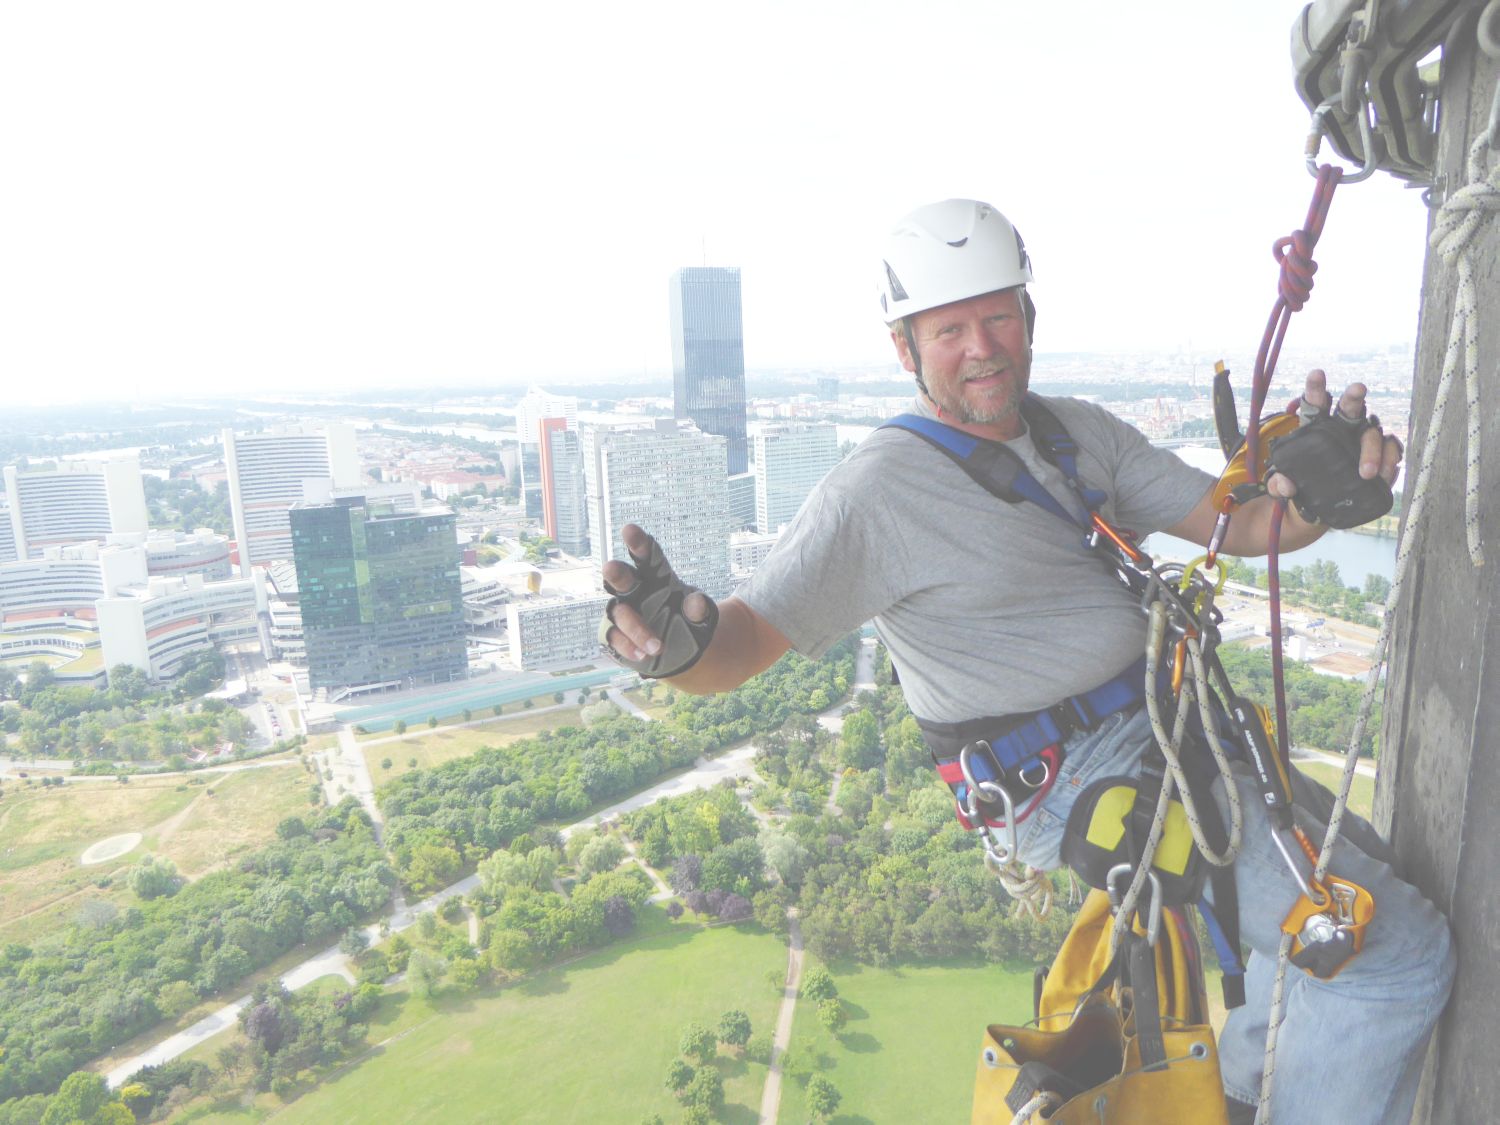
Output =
[
  {"x1": 0, "y1": 762, "x2": 313, "y2": 945},
  {"x1": 177, "y1": 912, "x2": 786, "y2": 1124},
  {"x1": 778, "y1": 957, "x2": 1037, "y2": 1125},
  {"x1": 154, "y1": 765, "x2": 317, "y2": 879},
  {"x1": 1296, "y1": 759, "x2": 1376, "y2": 821},
  {"x1": 361, "y1": 707, "x2": 588, "y2": 781},
  {"x1": 0, "y1": 779, "x2": 195, "y2": 938}
]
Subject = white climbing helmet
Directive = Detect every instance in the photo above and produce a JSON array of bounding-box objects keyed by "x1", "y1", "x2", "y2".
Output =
[{"x1": 877, "y1": 199, "x2": 1033, "y2": 325}]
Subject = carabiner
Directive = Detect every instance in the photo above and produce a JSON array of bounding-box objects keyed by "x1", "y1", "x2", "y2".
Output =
[{"x1": 1306, "y1": 96, "x2": 1379, "y2": 184}]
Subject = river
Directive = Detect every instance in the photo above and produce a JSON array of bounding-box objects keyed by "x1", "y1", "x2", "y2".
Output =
[{"x1": 1145, "y1": 527, "x2": 1397, "y2": 588}]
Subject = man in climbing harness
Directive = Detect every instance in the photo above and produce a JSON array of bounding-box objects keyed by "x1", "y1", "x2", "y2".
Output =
[{"x1": 599, "y1": 199, "x2": 1454, "y2": 1124}]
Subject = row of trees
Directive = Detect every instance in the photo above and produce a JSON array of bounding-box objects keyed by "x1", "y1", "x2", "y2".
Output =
[
  {"x1": 379, "y1": 715, "x2": 707, "y2": 893},
  {"x1": 0, "y1": 800, "x2": 392, "y2": 1110},
  {"x1": 0, "y1": 653, "x2": 242, "y2": 763},
  {"x1": 1219, "y1": 555, "x2": 1391, "y2": 630}
]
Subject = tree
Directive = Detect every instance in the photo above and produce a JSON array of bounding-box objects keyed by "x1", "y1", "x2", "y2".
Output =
[
  {"x1": 717, "y1": 1009, "x2": 751, "y2": 1049},
  {"x1": 394, "y1": 720, "x2": 407, "y2": 736},
  {"x1": 665, "y1": 1057, "x2": 695, "y2": 1094},
  {"x1": 576, "y1": 835, "x2": 627, "y2": 879},
  {"x1": 39, "y1": 1072, "x2": 130, "y2": 1125},
  {"x1": 818, "y1": 997, "x2": 847, "y2": 1035},
  {"x1": 806, "y1": 1075, "x2": 842, "y2": 1121},
  {"x1": 155, "y1": 979, "x2": 199, "y2": 1020},
  {"x1": 801, "y1": 966, "x2": 837, "y2": 1002},
  {"x1": 840, "y1": 709, "x2": 883, "y2": 770},
  {"x1": 427, "y1": 716, "x2": 439, "y2": 729},
  {"x1": 380, "y1": 757, "x2": 393, "y2": 770},
  {"x1": 745, "y1": 1030, "x2": 774, "y2": 1064},
  {"x1": 407, "y1": 949, "x2": 447, "y2": 999},
  {"x1": 462, "y1": 708, "x2": 473, "y2": 722},
  {"x1": 682, "y1": 1066, "x2": 724, "y2": 1115},
  {"x1": 127, "y1": 855, "x2": 181, "y2": 900},
  {"x1": 602, "y1": 895, "x2": 635, "y2": 937},
  {"x1": 679, "y1": 1021, "x2": 717, "y2": 1063},
  {"x1": 408, "y1": 756, "x2": 418, "y2": 768},
  {"x1": 553, "y1": 691, "x2": 565, "y2": 705},
  {"x1": 339, "y1": 927, "x2": 370, "y2": 955}
]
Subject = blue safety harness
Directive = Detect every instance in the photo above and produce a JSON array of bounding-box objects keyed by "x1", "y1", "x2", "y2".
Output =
[{"x1": 880, "y1": 395, "x2": 1247, "y2": 1008}]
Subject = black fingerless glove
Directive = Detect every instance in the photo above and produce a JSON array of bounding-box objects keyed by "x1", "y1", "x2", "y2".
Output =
[
  {"x1": 601, "y1": 535, "x2": 719, "y2": 679},
  {"x1": 1267, "y1": 414, "x2": 1393, "y2": 529}
]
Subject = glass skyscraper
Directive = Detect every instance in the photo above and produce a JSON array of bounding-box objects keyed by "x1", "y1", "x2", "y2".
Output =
[
  {"x1": 289, "y1": 496, "x2": 467, "y2": 692},
  {"x1": 670, "y1": 266, "x2": 748, "y2": 475}
]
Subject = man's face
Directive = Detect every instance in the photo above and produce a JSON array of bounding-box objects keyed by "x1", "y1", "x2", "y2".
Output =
[{"x1": 894, "y1": 288, "x2": 1032, "y2": 433}]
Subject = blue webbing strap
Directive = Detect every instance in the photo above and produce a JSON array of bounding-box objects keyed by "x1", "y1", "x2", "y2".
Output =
[
  {"x1": 1197, "y1": 895, "x2": 1247, "y2": 1008},
  {"x1": 881, "y1": 402, "x2": 1101, "y2": 534}
]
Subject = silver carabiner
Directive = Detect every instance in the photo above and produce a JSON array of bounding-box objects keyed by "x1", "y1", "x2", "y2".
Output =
[
  {"x1": 1106, "y1": 864, "x2": 1164, "y2": 947},
  {"x1": 1306, "y1": 96, "x2": 1379, "y2": 183}
]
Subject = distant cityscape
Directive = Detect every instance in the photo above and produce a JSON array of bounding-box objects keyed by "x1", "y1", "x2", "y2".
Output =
[{"x1": 0, "y1": 255, "x2": 1414, "y2": 724}]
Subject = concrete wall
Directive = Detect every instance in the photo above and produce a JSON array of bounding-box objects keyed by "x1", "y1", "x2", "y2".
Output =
[{"x1": 1375, "y1": 22, "x2": 1500, "y2": 1123}]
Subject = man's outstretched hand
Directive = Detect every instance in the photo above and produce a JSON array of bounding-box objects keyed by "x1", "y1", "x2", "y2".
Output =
[
  {"x1": 599, "y1": 524, "x2": 718, "y2": 678},
  {"x1": 1266, "y1": 370, "x2": 1403, "y2": 500}
]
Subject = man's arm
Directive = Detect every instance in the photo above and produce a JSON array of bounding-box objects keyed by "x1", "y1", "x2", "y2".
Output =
[
  {"x1": 600, "y1": 523, "x2": 791, "y2": 696},
  {"x1": 1165, "y1": 371, "x2": 1403, "y2": 557}
]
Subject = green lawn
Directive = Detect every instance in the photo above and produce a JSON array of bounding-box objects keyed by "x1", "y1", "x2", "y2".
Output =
[
  {"x1": 779, "y1": 957, "x2": 1037, "y2": 1125},
  {"x1": 189, "y1": 912, "x2": 786, "y2": 1124},
  {"x1": 1296, "y1": 759, "x2": 1376, "y2": 821}
]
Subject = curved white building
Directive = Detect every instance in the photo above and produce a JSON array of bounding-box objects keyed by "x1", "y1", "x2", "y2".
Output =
[
  {"x1": 2, "y1": 459, "x2": 149, "y2": 561},
  {"x1": 224, "y1": 425, "x2": 359, "y2": 574}
]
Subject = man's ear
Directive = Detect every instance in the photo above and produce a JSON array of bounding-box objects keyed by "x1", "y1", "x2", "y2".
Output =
[{"x1": 891, "y1": 330, "x2": 916, "y2": 374}]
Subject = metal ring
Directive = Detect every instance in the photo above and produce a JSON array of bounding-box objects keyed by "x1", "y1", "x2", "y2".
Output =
[
  {"x1": 982, "y1": 1046, "x2": 1000, "y2": 1068},
  {"x1": 1018, "y1": 758, "x2": 1051, "y2": 789},
  {"x1": 1189, "y1": 1042, "x2": 1209, "y2": 1060},
  {"x1": 1306, "y1": 96, "x2": 1379, "y2": 183}
]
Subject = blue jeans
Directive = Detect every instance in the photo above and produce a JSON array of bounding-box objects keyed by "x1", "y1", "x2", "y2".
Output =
[{"x1": 1016, "y1": 707, "x2": 1455, "y2": 1125}]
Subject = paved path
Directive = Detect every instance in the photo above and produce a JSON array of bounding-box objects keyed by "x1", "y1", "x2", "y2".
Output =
[
  {"x1": 1292, "y1": 746, "x2": 1378, "y2": 779},
  {"x1": 758, "y1": 909, "x2": 805, "y2": 1124},
  {"x1": 560, "y1": 743, "x2": 760, "y2": 839},
  {"x1": 102, "y1": 741, "x2": 758, "y2": 1087}
]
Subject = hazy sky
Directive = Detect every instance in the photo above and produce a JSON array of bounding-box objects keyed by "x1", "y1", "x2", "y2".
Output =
[{"x1": 2, "y1": 2, "x2": 1433, "y2": 406}]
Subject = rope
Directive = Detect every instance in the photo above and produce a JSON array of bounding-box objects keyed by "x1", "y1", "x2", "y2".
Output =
[
  {"x1": 1008, "y1": 1089, "x2": 1062, "y2": 1125},
  {"x1": 993, "y1": 857, "x2": 1055, "y2": 920},
  {"x1": 1426, "y1": 131, "x2": 1498, "y2": 567},
  {"x1": 1256, "y1": 129, "x2": 1499, "y2": 1125}
]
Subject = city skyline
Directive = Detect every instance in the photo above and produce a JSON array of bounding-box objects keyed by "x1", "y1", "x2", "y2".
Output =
[{"x1": 4, "y1": 2, "x2": 1432, "y2": 408}]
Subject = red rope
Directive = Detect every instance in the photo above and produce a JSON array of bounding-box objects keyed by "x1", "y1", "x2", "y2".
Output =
[{"x1": 1246, "y1": 164, "x2": 1343, "y2": 774}]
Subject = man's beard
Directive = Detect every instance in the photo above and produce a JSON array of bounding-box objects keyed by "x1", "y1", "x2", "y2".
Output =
[{"x1": 941, "y1": 356, "x2": 1030, "y2": 425}]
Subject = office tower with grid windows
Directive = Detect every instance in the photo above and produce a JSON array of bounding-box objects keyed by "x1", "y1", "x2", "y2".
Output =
[
  {"x1": 670, "y1": 266, "x2": 747, "y2": 475},
  {"x1": 752, "y1": 422, "x2": 840, "y2": 533},
  {"x1": 584, "y1": 419, "x2": 731, "y2": 599},
  {"x1": 289, "y1": 495, "x2": 466, "y2": 693}
]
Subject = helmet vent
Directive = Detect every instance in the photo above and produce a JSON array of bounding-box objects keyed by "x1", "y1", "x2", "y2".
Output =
[
  {"x1": 884, "y1": 262, "x2": 909, "y2": 302},
  {"x1": 946, "y1": 237, "x2": 968, "y2": 248}
]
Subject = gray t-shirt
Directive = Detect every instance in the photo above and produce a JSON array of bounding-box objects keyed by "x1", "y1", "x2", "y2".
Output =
[{"x1": 736, "y1": 394, "x2": 1214, "y2": 723}]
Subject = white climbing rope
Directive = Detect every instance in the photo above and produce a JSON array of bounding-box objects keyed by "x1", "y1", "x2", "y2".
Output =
[{"x1": 1255, "y1": 110, "x2": 1499, "y2": 1125}]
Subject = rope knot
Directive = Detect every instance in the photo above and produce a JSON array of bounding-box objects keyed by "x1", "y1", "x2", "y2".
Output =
[
  {"x1": 1430, "y1": 172, "x2": 1500, "y2": 267},
  {"x1": 1274, "y1": 229, "x2": 1320, "y2": 311}
]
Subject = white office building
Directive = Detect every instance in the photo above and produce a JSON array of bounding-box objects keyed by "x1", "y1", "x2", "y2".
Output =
[
  {"x1": 3, "y1": 458, "x2": 149, "y2": 561},
  {"x1": 105, "y1": 528, "x2": 234, "y2": 582},
  {"x1": 752, "y1": 422, "x2": 839, "y2": 534},
  {"x1": 0, "y1": 495, "x2": 15, "y2": 564},
  {"x1": 0, "y1": 542, "x2": 263, "y2": 682},
  {"x1": 546, "y1": 426, "x2": 590, "y2": 556},
  {"x1": 584, "y1": 419, "x2": 732, "y2": 599},
  {"x1": 729, "y1": 529, "x2": 782, "y2": 579},
  {"x1": 505, "y1": 593, "x2": 611, "y2": 670},
  {"x1": 515, "y1": 388, "x2": 579, "y2": 445},
  {"x1": 97, "y1": 572, "x2": 265, "y2": 679},
  {"x1": 224, "y1": 424, "x2": 360, "y2": 575}
]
